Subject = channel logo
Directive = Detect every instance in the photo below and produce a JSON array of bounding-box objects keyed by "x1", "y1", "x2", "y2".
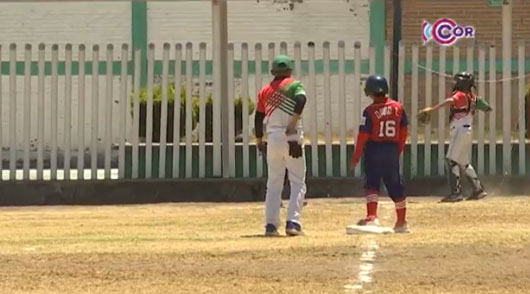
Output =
[{"x1": 422, "y1": 18, "x2": 475, "y2": 46}]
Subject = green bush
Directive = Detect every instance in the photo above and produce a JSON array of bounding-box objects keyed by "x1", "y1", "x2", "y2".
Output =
[
  {"x1": 204, "y1": 95, "x2": 256, "y2": 142},
  {"x1": 132, "y1": 84, "x2": 198, "y2": 142},
  {"x1": 131, "y1": 83, "x2": 256, "y2": 143}
]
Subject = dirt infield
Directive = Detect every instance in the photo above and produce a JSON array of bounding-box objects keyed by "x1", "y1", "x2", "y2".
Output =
[{"x1": 0, "y1": 197, "x2": 529, "y2": 293}]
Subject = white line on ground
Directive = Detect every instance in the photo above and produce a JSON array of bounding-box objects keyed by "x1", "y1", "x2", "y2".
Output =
[
  {"x1": 344, "y1": 237, "x2": 378, "y2": 293},
  {"x1": 344, "y1": 201, "x2": 394, "y2": 293}
]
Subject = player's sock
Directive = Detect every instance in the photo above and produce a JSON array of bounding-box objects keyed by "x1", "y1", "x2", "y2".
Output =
[
  {"x1": 365, "y1": 191, "x2": 379, "y2": 219},
  {"x1": 394, "y1": 197, "x2": 407, "y2": 224}
]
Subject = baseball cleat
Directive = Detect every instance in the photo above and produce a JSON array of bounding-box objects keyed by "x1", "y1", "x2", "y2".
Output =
[
  {"x1": 265, "y1": 224, "x2": 280, "y2": 237},
  {"x1": 356, "y1": 217, "x2": 381, "y2": 226},
  {"x1": 440, "y1": 194, "x2": 464, "y2": 203},
  {"x1": 285, "y1": 221, "x2": 304, "y2": 236},
  {"x1": 466, "y1": 189, "x2": 487, "y2": 201},
  {"x1": 393, "y1": 222, "x2": 410, "y2": 234}
]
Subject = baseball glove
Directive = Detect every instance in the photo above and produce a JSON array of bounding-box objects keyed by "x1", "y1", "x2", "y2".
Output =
[{"x1": 417, "y1": 107, "x2": 433, "y2": 124}]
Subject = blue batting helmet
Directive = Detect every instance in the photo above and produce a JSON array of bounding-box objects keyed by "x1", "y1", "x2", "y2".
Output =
[{"x1": 364, "y1": 75, "x2": 389, "y2": 96}]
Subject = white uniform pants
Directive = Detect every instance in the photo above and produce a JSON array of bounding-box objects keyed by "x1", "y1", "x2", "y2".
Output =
[
  {"x1": 447, "y1": 124, "x2": 472, "y2": 165},
  {"x1": 446, "y1": 123, "x2": 483, "y2": 192},
  {"x1": 265, "y1": 132, "x2": 307, "y2": 228}
]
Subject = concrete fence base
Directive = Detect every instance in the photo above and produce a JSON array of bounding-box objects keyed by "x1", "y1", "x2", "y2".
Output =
[{"x1": 0, "y1": 176, "x2": 525, "y2": 206}]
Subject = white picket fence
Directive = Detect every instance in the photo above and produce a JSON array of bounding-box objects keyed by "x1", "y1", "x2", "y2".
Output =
[{"x1": 0, "y1": 41, "x2": 528, "y2": 180}]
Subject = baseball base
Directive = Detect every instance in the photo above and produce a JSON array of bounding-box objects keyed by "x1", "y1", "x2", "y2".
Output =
[{"x1": 346, "y1": 225, "x2": 394, "y2": 235}]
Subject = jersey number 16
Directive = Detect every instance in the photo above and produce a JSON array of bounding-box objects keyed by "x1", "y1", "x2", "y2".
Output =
[{"x1": 378, "y1": 120, "x2": 396, "y2": 138}]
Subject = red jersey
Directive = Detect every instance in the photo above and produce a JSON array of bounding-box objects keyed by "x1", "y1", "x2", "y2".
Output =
[
  {"x1": 256, "y1": 77, "x2": 305, "y2": 133},
  {"x1": 450, "y1": 91, "x2": 476, "y2": 121},
  {"x1": 359, "y1": 98, "x2": 408, "y2": 143},
  {"x1": 351, "y1": 97, "x2": 408, "y2": 167}
]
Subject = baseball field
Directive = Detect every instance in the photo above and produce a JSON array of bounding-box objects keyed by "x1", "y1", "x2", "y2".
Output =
[{"x1": 0, "y1": 196, "x2": 529, "y2": 294}]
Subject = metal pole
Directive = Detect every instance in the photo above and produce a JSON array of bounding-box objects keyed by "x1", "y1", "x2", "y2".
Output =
[
  {"x1": 212, "y1": 0, "x2": 230, "y2": 178},
  {"x1": 391, "y1": 0, "x2": 402, "y2": 100}
]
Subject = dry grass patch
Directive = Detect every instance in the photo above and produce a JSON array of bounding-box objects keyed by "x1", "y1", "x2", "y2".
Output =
[{"x1": 0, "y1": 197, "x2": 528, "y2": 293}]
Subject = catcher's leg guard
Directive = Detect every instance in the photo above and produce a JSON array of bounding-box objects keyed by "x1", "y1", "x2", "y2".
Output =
[
  {"x1": 445, "y1": 159, "x2": 462, "y2": 196},
  {"x1": 462, "y1": 164, "x2": 484, "y2": 192},
  {"x1": 463, "y1": 164, "x2": 487, "y2": 200}
]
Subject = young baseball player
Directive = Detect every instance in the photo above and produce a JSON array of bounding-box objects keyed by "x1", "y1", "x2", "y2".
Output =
[
  {"x1": 255, "y1": 55, "x2": 307, "y2": 237},
  {"x1": 350, "y1": 75, "x2": 410, "y2": 233},
  {"x1": 418, "y1": 72, "x2": 492, "y2": 202}
]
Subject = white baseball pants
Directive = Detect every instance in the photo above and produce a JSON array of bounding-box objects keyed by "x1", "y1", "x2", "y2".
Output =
[
  {"x1": 265, "y1": 131, "x2": 307, "y2": 228},
  {"x1": 446, "y1": 124, "x2": 482, "y2": 192},
  {"x1": 447, "y1": 124, "x2": 472, "y2": 165}
]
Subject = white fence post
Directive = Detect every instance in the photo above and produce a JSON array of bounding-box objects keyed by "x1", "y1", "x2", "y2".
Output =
[
  {"x1": 268, "y1": 43, "x2": 275, "y2": 77},
  {"x1": 488, "y1": 45, "x2": 497, "y2": 175},
  {"x1": 253, "y1": 43, "x2": 262, "y2": 178},
  {"x1": 397, "y1": 42, "x2": 405, "y2": 175},
  {"x1": 185, "y1": 42, "x2": 193, "y2": 178},
  {"x1": 466, "y1": 44, "x2": 475, "y2": 171},
  {"x1": 308, "y1": 42, "x2": 318, "y2": 177},
  {"x1": 222, "y1": 43, "x2": 233, "y2": 178},
  {"x1": 104, "y1": 44, "x2": 114, "y2": 180},
  {"x1": 353, "y1": 41, "x2": 362, "y2": 177},
  {"x1": 146, "y1": 43, "x2": 155, "y2": 179},
  {"x1": 323, "y1": 42, "x2": 332, "y2": 177},
  {"x1": 518, "y1": 41, "x2": 526, "y2": 175},
  {"x1": 466, "y1": 44, "x2": 474, "y2": 73},
  {"x1": 36, "y1": 44, "x2": 45, "y2": 180},
  {"x1": 453, "y1": 45, "x2": 460, "y2": 77},
  {"x1": 384, "y1": 42, "x2": 391, "y2": 85},
  {"x1": 226, "y1": 43, "x2": 235, "y2": 177},
  {"x1": 51, "y1": 44, "x2": 59, "y2": 180},
  {"x1": 132, "y1": 47, "x2": 141, "y2": 179},
  {"x1": 23, "y1": 44, "x2": 32, "y2": 180},
  {"x1": 294, "y1": 42, "x2": 302, "y2": 79},
  {"x1": 411, "y1": 43, "x2": 419, "y2": 178},
  {"x1": 502, "y1": 38, "x2": 512, "y2": 175},
  {"x1": 452, "y1": 44, "x2": 460, "y2": 174},
  {"x1": 338, "y1": 41, "x2": 347, "y2": 177},
  {"x1": 64, "y1": 44, "x2": 73, "y2": 180},
  {"x1": 172, "y1": 44, "x2": 183, "y2": 178},
  {"x1": 160, "y1": 43, "x2": 170, "y2": 179},
  {"x1": 118, "y1": 44, "x2": 128, "y2": 179},
  {"x1": 410, "y1": 44, "x2": 419, "y2": 177},
  {"x1": 198, "y1": 43, "x2": 207, "y2": 178},
  {"x1": 9, "y1": 44, "x2": 16, "y2": 180},
  {"x1": 478, "y1": 44, "x2": 486, "y2": 175},
  {"x1": 77, "y1": 45, "x2": 86, "y2": 180},
  {"x1": 91, "y1": 45, "x2": 100, "y2": 180},
  {"x1": 240, "y1": 43, "x2": 250, "y2": 178},
  {"x1": 438, "y1": 45, "x2": 446, "y2": 176},
  {"x1": 280, "y1": 42, "x2": 288, "y2": 55},
  {"x1": 424, "y1": 44, "x2": 432, "y2": 176}
]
